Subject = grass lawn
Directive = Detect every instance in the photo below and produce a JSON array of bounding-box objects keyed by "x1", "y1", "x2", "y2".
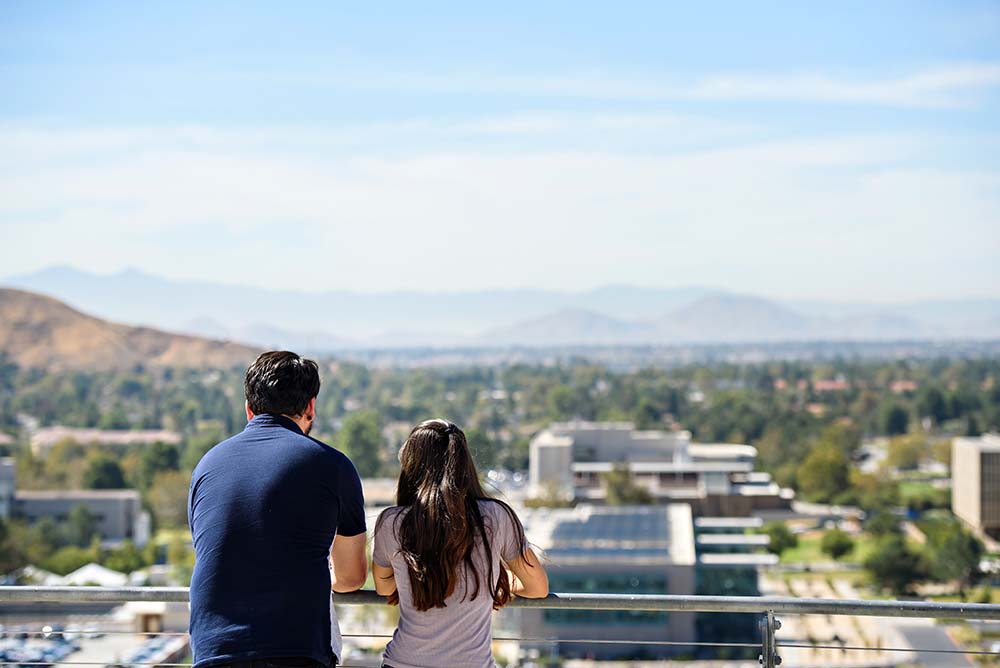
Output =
[
  {"x1": 154, "y1": 527, "x2": 192, "y2": 546},
  {"x1": 928, "y1": 586, "x2": 1000, "y2": 604},
  {"x1": 779, "y1": 531, "x2": 878, "y2": 565}
]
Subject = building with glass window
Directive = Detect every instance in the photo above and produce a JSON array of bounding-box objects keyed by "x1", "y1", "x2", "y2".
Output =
[
  {"x1": 504, "y1": 504, "x2": 775, "y2": 660},
  {"x1": 528, "y1": 421, "x2": 793, "y2": 515},
  {"x1": 511, "y1": 504, "x2": 697, "y2": 659},
  {"x1": 953, "y1": 434, "x2": 1000, "y2": 538}
]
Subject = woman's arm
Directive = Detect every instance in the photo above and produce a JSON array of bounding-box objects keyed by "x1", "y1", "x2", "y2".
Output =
[
  {"x1": 507, "y1": 547, "x2": 548, "y2": 599},
  {"x1": 372, "y1": 560, "x2": 397, "y2": 596}
]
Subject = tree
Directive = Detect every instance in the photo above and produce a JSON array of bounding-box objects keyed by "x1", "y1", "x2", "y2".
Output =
[
  {"x1": 849, "y1": 470, "x2": 899, "y2": 513},
  {"x1": 102, "y1": 540, "x2": 146, "y2": 574},
  {"x1": 148, "y1": 470, "x2": 191, "y2": 529},
  {"x1": 819, "y1": 423, "x2": 861, "y2": 460},
  {"x1": 633, "y1": 398, "x2": 663, "y2": 430},
  {"x1": 820, "y1": 528, "x2": 855, "y2": 561},
  {"x1": 0, "y1": 517, "x2": 27, "y2": 574},
  {"x1": 182, "y1": 426, "x2": 225, "y2": 471},
  {"x1": 547, "y1": 385, "x2": 577, "y2": 420},
  {"x1": 866, "y1": 510, "x2": 901, "y2": 537},
  {"x1": 763, "y1": 522, "x2": 798, "y2": 556},
  {"x1": 140, "y1": 441, "x2": 180, "y2": 488},
  {"x1": 917, "y1": 386, "x2": 948, "y2": 425},
  {"x1": 83, "y1": 455, "x2": 127, "y2": 489},
  {"x1": 43, "y1": 545, "x2": 98, "y2": 576},
  {"x1": 601, "y1": 464, "x2": 653, "y2": 505},
  {"x1": 886, "y1": 434, "x2": 928, "y2": 471},
  {"x1": 880, "y1": 403, "x2": 909, "y2": 436},
  {"x1": 336, "y1": 411, "x2": 383, "y2": 478},
  {"x1": 168, "y1": 534, "x2": 196, "y2": 586},
  {"x1": 796, "y1": 444, "x2": 850, "y2": 503},
  {"x1": 926, "y1": 523, "x2": 983, "y2": 593},
  {"x1": 98, "y1": 403, "x2": 130, "y2": 430},
  {"x1": 863, "y1": 536, "x2": 925, "y2": 595},
  {"x1": 65, "y1": 505, "x2": 100, "y2": 547}
]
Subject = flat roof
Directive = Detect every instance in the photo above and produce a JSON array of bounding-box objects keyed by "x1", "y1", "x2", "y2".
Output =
[
  {"x1": 955, "y1": 434, "x2": 1000, "y2": 452},
  {"x1": 689, "y1": 443, "x2": 758, "y2": 459},
  {"x1": 572, "y1": 461, "x2": 754, "y2": 473},
  {"x1": 16, "y1": 490, "x2": 140, "y2": 500},
  {"x1": 696, "y1": 534, "x2": 771, "y2": 546},
  {"x1": 695, "y1": 517, "x2": 764, "y2": 529},
  {"x1": 698, "y1": 553, "x2": 780, "y2": 567},
  {"x1": 518, "y1": 503, "x2": 696, "y2": 567}
]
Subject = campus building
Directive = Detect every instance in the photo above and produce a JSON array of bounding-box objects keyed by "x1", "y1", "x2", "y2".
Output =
[
  {"x1": 508, "y1": 504, "x2": 774, "y2": 660},
  {"x1": 953, "y1": 434, "x2": 1000, "y2": 538},
  {"x1": 0, "y1": 457, "x2": 14, "y2": 518},
  {"x1": 529, "y1": 421, "x2": 792, "y2": 515},
  {"x1": 0, "y1": 458, "x2": 150, "y2": 546},
  {"x1": 30, "y1": 426, "x2": 181, "y2": 458}
]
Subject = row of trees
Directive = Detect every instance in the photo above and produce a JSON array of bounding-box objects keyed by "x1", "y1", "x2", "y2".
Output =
[
  {"x1": 764, "y1": 514, "x2": 984, "y2": 596},
  {"x1": 3, "y1": 355, "x2": 998, "y2": 465}
]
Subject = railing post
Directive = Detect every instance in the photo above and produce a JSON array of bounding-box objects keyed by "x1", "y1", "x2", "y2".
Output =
[{"x1": 759, "y1": 609, "x2": 782, "y2": 668}]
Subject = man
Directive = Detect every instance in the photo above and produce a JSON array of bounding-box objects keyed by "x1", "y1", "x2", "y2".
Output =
[{"x1": 189, "y1": 351, "x2": 367, "y2": 668}]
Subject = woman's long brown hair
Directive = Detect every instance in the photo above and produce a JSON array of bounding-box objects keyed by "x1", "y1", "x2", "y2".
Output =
[{"x1": 377, "y1": 419, "x2": 530, "y2": 611}]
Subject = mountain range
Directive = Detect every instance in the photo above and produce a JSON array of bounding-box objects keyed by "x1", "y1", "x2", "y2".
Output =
[
  {"x1": 0, "y1": 287, "x2": 259, "y2": 370},
  {"x1": 4, "y1": 266, "x2": 999, "y2": 351}
]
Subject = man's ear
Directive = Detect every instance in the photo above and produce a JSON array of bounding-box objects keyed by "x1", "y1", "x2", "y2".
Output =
[
  {"x1": 246, "y1": 400, "x2": 254, "y2": 422},
  {"x1": 306, "y1": 397, "x2": 317, "y2": 421}
]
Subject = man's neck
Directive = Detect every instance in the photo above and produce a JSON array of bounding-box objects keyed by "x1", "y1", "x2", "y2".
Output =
[{"x1": 282, "y1": 413, "x2": 312, "y2": 435}]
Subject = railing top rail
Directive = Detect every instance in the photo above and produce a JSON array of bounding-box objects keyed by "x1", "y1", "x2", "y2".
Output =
[{"x1": 1, "y1": 586, "x2": 999, "y2": 620}]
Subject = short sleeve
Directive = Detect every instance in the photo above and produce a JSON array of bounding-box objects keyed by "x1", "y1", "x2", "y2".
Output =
[
  {"x1": 372, "y1": 508, "x2": 399, "y2": 568},
  {"x1": 491, "y1": 502, "x2": 526, "y2": 563},
  {"x1": 336, "y1": 458, "x2": 367, "y2": 537}
]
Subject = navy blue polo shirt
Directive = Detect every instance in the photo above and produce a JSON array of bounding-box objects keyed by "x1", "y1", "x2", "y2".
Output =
[{"x1": 188, "y1": 414, "x2": 366, "y2": 668}]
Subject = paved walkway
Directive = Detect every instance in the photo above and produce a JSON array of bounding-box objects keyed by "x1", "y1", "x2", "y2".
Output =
[{"x1": 895, "y1": 625, "x2": 972, "y2": 668}]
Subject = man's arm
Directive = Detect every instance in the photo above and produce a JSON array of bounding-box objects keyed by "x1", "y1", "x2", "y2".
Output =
[{"x1": 330, "y1": 533, "x2": 367, "y2": 592}]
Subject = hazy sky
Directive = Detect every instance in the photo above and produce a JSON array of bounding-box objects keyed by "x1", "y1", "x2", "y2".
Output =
[{"x1": 1, "y1": 1, "x2": 999, "y2": 300}]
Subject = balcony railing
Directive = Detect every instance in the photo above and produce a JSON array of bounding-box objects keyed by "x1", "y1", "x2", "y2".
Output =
[{"x1": 1, "y1": 587, "x2": 999, "y2": 668}]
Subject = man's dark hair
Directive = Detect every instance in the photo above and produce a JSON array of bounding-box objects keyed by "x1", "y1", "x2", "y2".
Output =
[{"x1": 244, "y1": 351, "x2": 321, "y2": 417}]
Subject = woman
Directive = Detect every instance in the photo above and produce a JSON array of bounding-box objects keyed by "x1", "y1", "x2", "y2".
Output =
[{"x1": 372, "y1": 419, "x2": 548, "y2": 668}]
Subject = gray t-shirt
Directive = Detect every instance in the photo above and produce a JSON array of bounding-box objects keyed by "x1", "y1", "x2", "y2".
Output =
[{"x1": 373, "y1": 500, "x2": 523, "y2": 668}]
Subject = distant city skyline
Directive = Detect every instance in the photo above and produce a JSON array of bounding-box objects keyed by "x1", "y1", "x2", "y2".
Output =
[{"x1": 1, "y1": 2, "x2": 998, "y2": 301}]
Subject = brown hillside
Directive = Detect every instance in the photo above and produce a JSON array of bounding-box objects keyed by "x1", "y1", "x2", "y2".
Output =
[{"x1": 0, "y1": 287, "x2": 260, "y2": 370}]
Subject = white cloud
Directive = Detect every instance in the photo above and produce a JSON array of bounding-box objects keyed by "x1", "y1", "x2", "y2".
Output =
[
  {"x1": 689, "y1": 63, "x2": 1000, "y2": 108},
  {"x1": 276, "y1": 62, "x2": 1000, "y2": 109},
  {"x1": 0, "y1": 121, "x2": 997, "y2": 300}
]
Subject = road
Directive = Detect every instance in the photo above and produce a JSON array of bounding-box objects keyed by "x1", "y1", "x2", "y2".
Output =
[{"x1": 895, "y1": 625, "x2": 971, "y2": 668}]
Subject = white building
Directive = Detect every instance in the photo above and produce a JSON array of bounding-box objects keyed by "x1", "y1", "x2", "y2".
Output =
[
  {"x1": 529, "y1": 421, "x2": 792, "y2": 515},
  {"x1": 30, "y1": 427, "x2": 181, "y2": 458},
  {"x1": 953, "y1": 434, "x2": 1000, "y2": 538}
]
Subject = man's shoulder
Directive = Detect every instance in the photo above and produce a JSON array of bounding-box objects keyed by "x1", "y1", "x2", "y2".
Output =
[{"x1": 303, "y1": 434, "x2": 357, "y2": 471}]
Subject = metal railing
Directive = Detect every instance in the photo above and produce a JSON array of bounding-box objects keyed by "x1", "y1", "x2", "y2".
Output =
[{"x1": 2, "y1": 587, "x2": 1000, "y2": 668}]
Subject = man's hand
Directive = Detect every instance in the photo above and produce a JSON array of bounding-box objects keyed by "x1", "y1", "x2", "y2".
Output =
[{"x1": 330, "y1": 533, "x2": 367, "y2": 592}]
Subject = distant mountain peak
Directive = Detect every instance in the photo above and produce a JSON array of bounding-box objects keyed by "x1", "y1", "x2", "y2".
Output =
[{"x1": 0, "y1": 287, "x2": 260, "y2": 370}]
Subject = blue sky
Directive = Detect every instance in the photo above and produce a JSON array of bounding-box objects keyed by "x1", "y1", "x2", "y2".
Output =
[{"x1": 1, "y1": 1, "x2": 998, "y2": 300}]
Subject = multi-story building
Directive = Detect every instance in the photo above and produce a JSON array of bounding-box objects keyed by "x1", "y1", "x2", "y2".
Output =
[
  {"x1": 0, "y1": 457, "x2": 15, "y2": 518},
  {"x1": 30, "y1": 427, "x2": 181, "y2": 458},
  {"x1": 0, "y1": 458, "x2": 150, "y2": 545},
  {"x1": 529, "y1": 421, "x2": 792, "y2": 515},
  {"x1": 14, "y1": 489, "x2": 151, "y2": 546},
  {"x1": 507, "y1": 503, "x2": 774, "y2": 660},
  {"x1": 953, "y1": 434, "x2": 1000, "y2": 538},
  {"x1": 509, "y1": 504, "x2": 697, "y2": 659}
]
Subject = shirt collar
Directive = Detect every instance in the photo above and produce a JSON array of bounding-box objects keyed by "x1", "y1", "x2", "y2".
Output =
[{"x1": 245, "y1": 413, "x2": 304, "y2": 435}]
